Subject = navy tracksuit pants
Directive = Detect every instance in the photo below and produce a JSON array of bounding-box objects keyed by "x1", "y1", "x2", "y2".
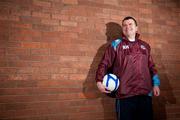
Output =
[{"x1": 116, "y1": 95, "x2": 153, "y2": 120}]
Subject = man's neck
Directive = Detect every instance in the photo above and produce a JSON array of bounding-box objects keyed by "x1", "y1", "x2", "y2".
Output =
[{"x1": 127, "y1": 35, "x2": 136, "y2": 42}]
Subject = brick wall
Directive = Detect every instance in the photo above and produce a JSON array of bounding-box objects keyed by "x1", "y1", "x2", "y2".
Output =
[{"x1": 0, "y1": 0, "x2": 179, "y2": 120}]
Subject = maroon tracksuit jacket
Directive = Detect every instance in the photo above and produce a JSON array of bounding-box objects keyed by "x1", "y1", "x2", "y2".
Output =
[{"x1": 96, "y1": 34, "x2": 158, "y2": 98}]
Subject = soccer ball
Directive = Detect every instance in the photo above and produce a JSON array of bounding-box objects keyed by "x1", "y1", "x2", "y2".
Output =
[{"x1": 102, "y1": 73, "x2": 120, "y2": 92}]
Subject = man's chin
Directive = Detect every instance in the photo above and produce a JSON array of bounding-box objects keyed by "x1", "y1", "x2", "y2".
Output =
[{"x1": 125, "y1": 32, "x2": 135, "y2": 37}]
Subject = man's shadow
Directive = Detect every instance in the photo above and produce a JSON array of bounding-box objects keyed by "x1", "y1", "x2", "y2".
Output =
[
  {"x1": 82, "y1": 22, "x2": 122, "y2": 120},
  {"x1": 153, "y1": 49, "x2": 176, "y2": 120}
]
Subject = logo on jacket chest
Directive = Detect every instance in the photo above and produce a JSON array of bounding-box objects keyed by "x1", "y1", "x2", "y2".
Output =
[
  {"x1": 122, "y1": 45, "x2": 129, "y2": 49},
  {"x1": 140, "y1": 45, "x2": 146, "y2": 50},
  {"x1": 122, "y1": 44, "x2": 146, "y2": 50}
]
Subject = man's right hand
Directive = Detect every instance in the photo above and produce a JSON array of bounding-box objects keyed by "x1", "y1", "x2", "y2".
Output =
[{"x1": 96, "y1": 82, "x2": 111, "y2": 93}]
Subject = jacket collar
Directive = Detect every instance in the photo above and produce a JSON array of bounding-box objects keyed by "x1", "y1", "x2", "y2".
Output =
[{"x1": 122, "y1": 33, "x2": 140, "y2": 43}]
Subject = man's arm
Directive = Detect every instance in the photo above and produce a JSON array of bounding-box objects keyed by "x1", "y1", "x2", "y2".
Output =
[
  {"x1": 96, "y1": 44, "x2": 116, "y2": 93},
  {"x1": 148, "y1": 53, "x2": 160, "y2": 96}
]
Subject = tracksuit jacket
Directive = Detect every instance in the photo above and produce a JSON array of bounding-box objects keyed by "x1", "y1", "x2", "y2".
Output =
[{"x1": 96, "y1": 33, "x2": 160, "y2": 98}]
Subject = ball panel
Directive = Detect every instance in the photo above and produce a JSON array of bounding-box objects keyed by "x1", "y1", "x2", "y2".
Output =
[{"x1": 102, "y1": 74, "x2": 120, "y2": 92}]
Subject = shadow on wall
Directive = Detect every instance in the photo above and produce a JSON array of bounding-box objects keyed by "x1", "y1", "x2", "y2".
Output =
[
  {"x1": 82, "y1": 22, "x2": 122, "y2": 120},
  {"x1": 153, "y1": 49, "x2": 176, "y2": 120}
]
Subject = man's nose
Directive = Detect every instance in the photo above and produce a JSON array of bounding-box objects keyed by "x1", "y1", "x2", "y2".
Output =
[{"x1": 127, "y1": 25, "x2": 130, "y2": 29}]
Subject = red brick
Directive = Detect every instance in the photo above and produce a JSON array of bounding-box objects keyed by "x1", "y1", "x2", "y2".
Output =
[
  {"x1": 6, "y1": 48, "x2": 30, "y2": 55},
  {"x1": 104, "y1": 0, "x2": 119, "y2": 6},
  {"x1": 69, "y1": 74, "x2": 87, "y2": 81},
  {"x1": 57, "y1": 26, "x2": 82, "y2": 33},
  {"x1": 30, "y1": 61, "x2": 50, "y2": 67},
  {"x1": 0, "y1": 7, "x2": 10, "y2": 15},
  {"x1": 10, "y1": 22, "x2": 32, "y2": 29},
  {"x1": 18, "y1": 55, "x2": 50, "y2": 62},
  {"x1": 0, "y1": 48, "x2": 6, "y2": 55},
  {"x1": 32, "y1": 12, "x2": 50, "y2": 19},
  {"x1": 139, "y1": 0, "x2": 152, "y2": 4},
  {"x1": 0, "y1": 68, "x2": 17, "y2": 74},
  {"x1": 16, "y1": 67, "x2": 39, "y2": 74},
  {"x1": 51, "y1": 14, "x2": 70, "y2": 20},
  {"x1": 0, "y1": 93, "x2": 85, "y2": 103},
  {"x1": 42, "y1": 31, "x2": 60, "y2": 37},
  {"x1": 139, "y1": 17, "x2": 152, "y2": 23},
  {"x1": 0, "y1": 13, "x2": 19, "y2": 21},
  {"x1": 0, "y1": 61, "x2": 8, "y2": 67},
  {"x1": 96, "y1": 13, "x2": 110, "y2": 19},
  {"x1": 60, "y1": 32, "x2": 78, "y2": 38},
  {"x1": 61, "y1": 6, "x2": 94, "y2": 16},
  {"x1": 11, "y1": 9, "x2": 31, "y2": 16},
  {"x1": 41, "y1": 19, "x2": 59, "y2": 26},
  {"x1": 51, "y1": 74, "x2": 69, "y2": 80},
  {"x1": 110, "y1": 14, "x2": 123, "y2": 20},
  {"x1": 0, "y1": 75, "x2": 9, "y2": 81},
  {"x1": 140, "y1": 8, "x2": 152, "y2": 14},
  {"x1": 32, "y1": 24, "x2": 53, "y2": 31},
  {"x1": 166, "y1": 20, "x2": 178, "y2": 26},
  {"x1": 8, "y1": 61, "x2": 30, "y2": 67},
  {"x1": 0, "y1": 87, "x2": 75, "y2": 96},
  {"x1": 20, "y1": 16, "x2": 41, "y2": 24},
  {"x1": 31, "y1": 49, "x2": 49, "y2": 55},
  {"x1": 70, "y1": 16, "x2": 87, "y2": 22},
  {"x1": 9, "y1": 29, "x2": 41, "y2": 42},
  {"x1": 61, "y1": 20, "x2": 77, "y2": 27},
  {"x1": 21, "y1": 42, "x2": 41, "y2": 48},
  {"x1": 37, "y1": 80, "x2": 80, "y2": 87},
  {"x1": 33, "y1": 0, "x2": 51, "y2": 7},
  {"x1": 62, "y1": 0, "x2": 78, "y2": 5},
  {"x1": 78, "y1": 22, "x2": 95, "y2": 30}
]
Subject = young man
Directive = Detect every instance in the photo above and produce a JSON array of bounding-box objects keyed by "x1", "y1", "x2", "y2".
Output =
[{"x1": 95, "y1": 16, "x2": 160, "y2": 120}]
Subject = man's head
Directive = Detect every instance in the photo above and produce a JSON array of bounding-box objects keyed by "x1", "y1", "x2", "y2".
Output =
[{"x1": 122, "y1": 16, "x2": 138, "y2": 38}]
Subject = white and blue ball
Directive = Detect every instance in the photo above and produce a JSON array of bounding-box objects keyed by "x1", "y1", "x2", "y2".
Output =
[{"x1": 102, "y1": 74, "x2": 120, "y2": 92}]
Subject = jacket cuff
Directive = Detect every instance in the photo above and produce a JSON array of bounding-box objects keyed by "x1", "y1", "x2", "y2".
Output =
[{"x1": 153, "y1": 74, "x2": 160, "y2": 86}]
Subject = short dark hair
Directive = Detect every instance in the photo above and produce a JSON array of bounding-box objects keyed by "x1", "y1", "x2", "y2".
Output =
[{"x1": 122, "y1": 16, "x2": 137, "y2": 26}]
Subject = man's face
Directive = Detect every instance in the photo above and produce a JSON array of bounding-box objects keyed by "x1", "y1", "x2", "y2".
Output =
[{"x1": 122, "y1": 19, "x2": 138, "y2": 37}]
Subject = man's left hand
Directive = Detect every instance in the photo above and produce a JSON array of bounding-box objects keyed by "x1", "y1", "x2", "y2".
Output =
[{"x1": 153, "y1": 86, "x2": 160, "y2": 96}]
